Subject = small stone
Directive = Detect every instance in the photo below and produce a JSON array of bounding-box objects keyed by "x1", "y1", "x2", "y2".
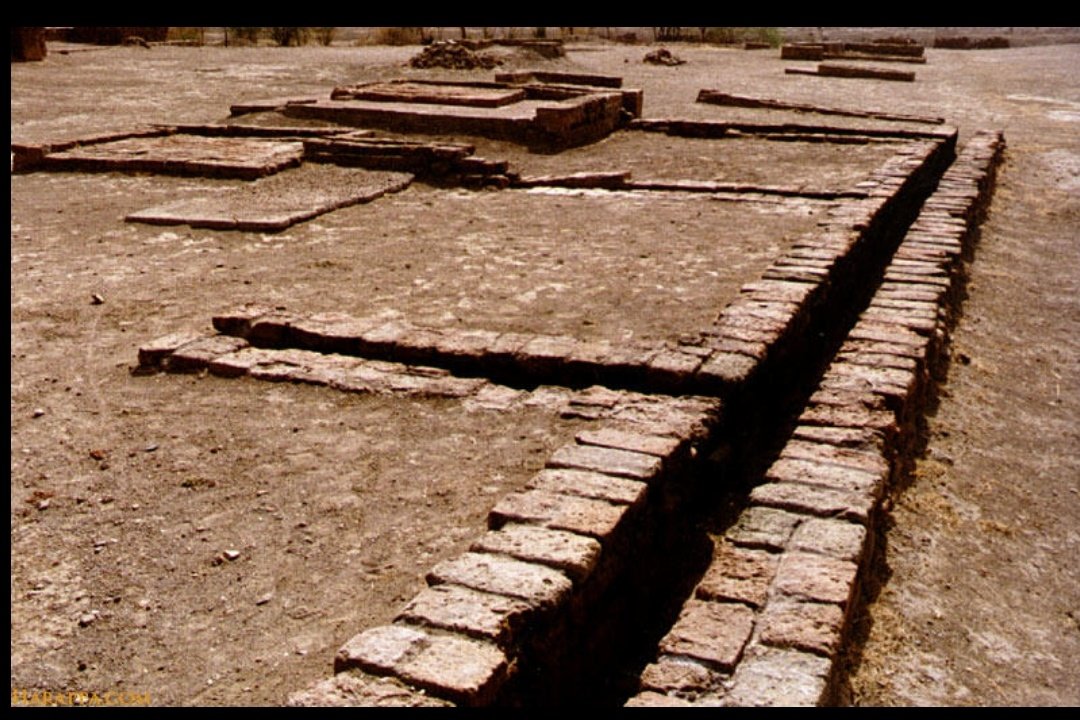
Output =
[
  {"x1": 255, "y1": 592, "x2": 274, "y2": 606},
  {"x1": 78, "y1": 613, "x2": 97, "y2": 627},
  {"x1": 224, "y1": 549, "x2": 241, "y2": 561},
  {"x1": 91, "y1": 293, "x2": 105, "y2": 305},
  {"x1": 32, "y1": 408, "x2": 45, "y2": 418},
  {"x1": 37, "y1": 499, "x2": 51, "y2": 511},
  {"x1": 144, "y1": 443, "x2": 159, "y2": 452}
]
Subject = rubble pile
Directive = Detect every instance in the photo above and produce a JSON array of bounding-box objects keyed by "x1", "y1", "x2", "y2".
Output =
[
  {"x1": 643, "y1": 48, "x2": 686, "y2": 66},
  {"x1": 409, "y1": 41, "x2": 502, "y2": 70}
]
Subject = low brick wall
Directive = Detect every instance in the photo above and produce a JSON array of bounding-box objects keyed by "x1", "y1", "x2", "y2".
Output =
[
  {"x1": 137, "y1": 129, "x2": 974, "y2": 706},
  {"x1": 625, "y1": 130, "x2": 1005, "y2": 706}
]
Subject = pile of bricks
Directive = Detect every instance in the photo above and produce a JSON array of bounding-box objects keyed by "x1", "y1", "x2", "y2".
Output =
[
  {"x1": 409, "y1": 41, "x2": 503, "y2": 70},
  {"x1": 626, "y1": 130, "x2": 1005, "y2": 706},
  {"x1": 643, "y1": 48, "x2": 686, "y2": 66}
]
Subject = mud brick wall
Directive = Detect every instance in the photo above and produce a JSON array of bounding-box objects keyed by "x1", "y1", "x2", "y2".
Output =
[{"x1": 625, "y1": 130, "x2": 1005, "y2": 707}]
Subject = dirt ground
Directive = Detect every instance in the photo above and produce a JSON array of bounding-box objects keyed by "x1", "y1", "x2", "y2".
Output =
[{"x1": 10, "y1": 33, "x2": 1080, "y2": 706}]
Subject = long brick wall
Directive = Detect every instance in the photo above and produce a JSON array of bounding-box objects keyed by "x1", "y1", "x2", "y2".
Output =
[{"x1": 625, "y1": 130, "x2": 1005, "y2": 707}]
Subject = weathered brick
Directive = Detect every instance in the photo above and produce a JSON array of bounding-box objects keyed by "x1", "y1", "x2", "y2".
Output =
[
  {"x1": 211, "y1": 305, "x2": 274, "y2": 337},
  {"x1": 243, "y1": 311, "x2": 301, "y2": 346},
  {"x1": 848, "y1": 321, "x2": 929, "y2": 347},
  {"x1": 470, "y1": 524, "x2": 600, "y2": 584},
  {"x1": 658, "y1": 600, "x2": 755, "y2": 671},
  {"x1": 780, "y1": 440, "x2": 889, "y2": 476},
  {"x1": 335, "y1": 625, "x2": 508, "y2": 706},
  {"x1": 427, "y1": 552, "x2": 572, "y2": 609},
  {"x1": 791, "y1": 424, "x2": 883, "y2": 450},
  {"x1": 397, "y1": 584, "x2": 534, "y2": 646},
  {"x1": 575, "y1": 427, "x2": 684, "y2": 459},
  {"x1": 749, "y1": 482, "x2": 874, "y2": 525},
  {"x1": 358, "y1": 320, "x2": 415, "y2": 352},
  {"x1": 759, "y1": 600, "x2": 846, "y2": 657},
  {"x1": 287, "y1": 670, "x2": 454, "y2": 707},
  {"x1": 645, "y1": 349, "x2": 703, "y2": 390},
  {"x1": 546, "y1": 443, "x2": 662, "y2": 481},
  {"x1": 790, "y1": 518, "x2": 867, "y2": 562},
  {"x1": 724, "y1": 645, "x2": 831, "y2": 707},
  {"x1": 639, "y1": 657, "x2": 720, "y2": 694},
  {"x1": 695, "y1": 544, "x2": 778, "y2": 608},
  {"x1": 388, "y1": 326, "x2": 446, "y2": 364},
  {"x1": 741, "y1": 279, "x2": 816, "y2": 306},
  {"x1": 166, "y1": 335, "x2": 250, "y2": 373},
  {"x1": 726, "y1": 506, "x2": 802, "y2": 551},
  {"x1": 287, "y1": 312, "x2": 383, "y2": 354},
  {"x1": 696, "y1": 351, "x2": 758, "y2": 393},
  {"x1": 624, "y1": 691, "x2": 695, "y2": 707},
  {"x1": 526, "y1": 468, "x2": 645, "y2": 506},
  {"x1": 516, "y1": 335, "x2": 579, "y2": 374},
  {"x1": 207, "y1": 346, "x2": 279, "y2": 378},
  {"x1": 765, "y1": 457, "x2": 882, "y2": 496},
  {"x1": 138, "y1": 331, "x2": 204, "y2": 369},
  {"x1": 488, "y1": 489, "x2": 627, "y2": 541},
  {"x1": 433, "y1": 328, "x2": 501, "y2": 366},
  {"x1": 799, "y1": 403, "x2": 899, "y2": 436},
  {"x1": 774, "y1": 551, "x2": 859, "y2": 606},
  {"x1": 702, "y1": 335, "x2": 769, "y2": 361}
]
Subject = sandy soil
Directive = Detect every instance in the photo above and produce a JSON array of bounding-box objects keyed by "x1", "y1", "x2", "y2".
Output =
[{"x1": 10, "y1": 33, "x2": 1080, "y2": 706}]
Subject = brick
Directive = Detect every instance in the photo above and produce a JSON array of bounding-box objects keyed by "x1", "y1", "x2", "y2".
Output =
[
  {"x1": 433, "y1": 328, "x2": 501, "y2": 367},
  {"x1": 397, "y1": 584, "x2": 534, "y2": 646},
  {"x1": 862, "y1": 307, "x2": 938, "y2": 335},
  {"x1": 287, "y1": 312, "x2": 383, "y2": 354},
  {"x1": 287, "y1": 670, "x2": 454, "y2": 707},
  {"x1": 791, "y1": 424, "x2": 883, "y2": 450},
  {"x1": 658, "y1": 600, "x2": 755, "y2": 671},
  {"x1": 358, "y1": 320, "x2": 415, "y2": 353},
  {"x1": 780, "y1": 440, "x2": 889, "y2": 476},
  {"x1": 718, "y1": 323, "x2": 779, "y2": 345},
  {"x1": 696, "y1": 351, "x2": 758, "y2": 392},
  {"x1": 749, "y1": 482, "x2": 874, "y2": 525},
  {"x1": 625, "y1": 691, "x2": 694, "y2": 707},
  {"x1": 166, "y1": 335, "x2": 250, "y2": 373},
  {"x1": 335, "y1": 625, "x2": 508, "y2": 706},
  {"x1": 470, "y1": 524, "x2": 600, "y2": 584},
  {"x1": 212, "y1": 305, "x2": 276, "y2": 336},
  {"x1": 484, "y1": 332, "x2": 532, "y2": 372},
  {"x1": 516, "y1": 335, "x2": 579, "y2": 373},
  {"x1": 427, "y1": 552, "x2": 572, "y2": 609},
  {"x1": 645, "y1": 349, "x2": 703, "y2": 390},
  {"x1": 388, "y1": 326, "x2": 446, "y2": 364},
  {"x1": 575, "y1": 427, "x2": 684, "y2": 459},
  {"x1": 726, "y1": 506, "x2": 802, "y2": 551},
  {"x1": 702, "y1": 335, "x2": 769, "y2": 360},
  {"x1": 774, "y1": 551, "x2": 859, "y2": 606},
  {"x1": 137, "y1": 331, "x2": 204, "y2": 369},
  {"x1": 790, "y1": 518, "x2": 867, "y2": 562},
  {"x1": 839, "y1": 338, "x2": 927, "y2": 361},
  {"x1": 848, "y1": 321, "x2": 929, "y2": 347},
  {"x1": 836, "y1": 351, "x2": 920, "y2": 372},
  {"x1": 759, "y1": 600, "x2": 846, "y2": 657},
  {"x1": 741, "y1": 279, "x2": 816, "y2": 305},
  {"x1": 765, "y1": 457, "x2": 882, "y2": 496},
  {"x1": 639, "y1": 658, "x2": 720, "y2": 694},
  {"x1": 526, "y1": 468, "x2": 645, "y2": 506},
  {"x1": 799, "y1": 403, "x2": 899, "y2": 436},
  {"x1": 207, "y1": 346, "x2": 279, "y2": 378},
  {"x1": 724, "y1": 645, "x2": 831, "y2": 707},
  {"x1": 488, "y1": 489, "x2": 627, "y2": 542},
  {"x1": 546, "y1": 443, "x2": 661, "y2": 481},
  {"x1": 695, "y1": 544, "x2": 778, "y2": 608}
]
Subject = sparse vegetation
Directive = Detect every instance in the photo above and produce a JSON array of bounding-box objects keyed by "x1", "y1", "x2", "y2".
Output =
[
  {"x1": 269, "y1": 27, "x2": 308, "y2": 47},
  {"x1": 372, "y1": 27, "x2": 426, "y2": 46},
  {"x1": 313, "y1": 27, "x2": 336, "y2": 46}
]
